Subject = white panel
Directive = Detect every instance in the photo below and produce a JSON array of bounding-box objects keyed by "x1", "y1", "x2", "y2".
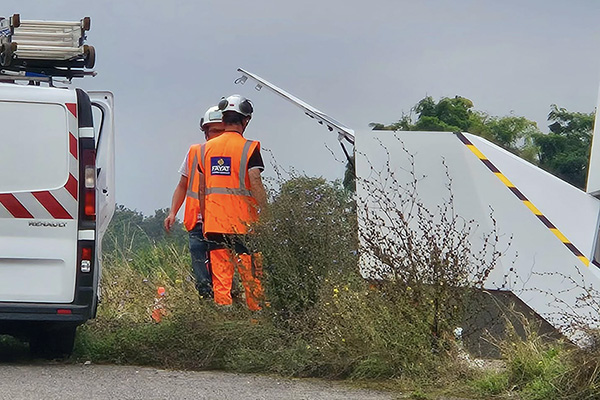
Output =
[
  {"x1": 78, "y1": 127, "x2": 94, "y2": 138},
  {"x1": 0, "y1": 85, "x2": 78, "y2": 304},
  {"x1": 586, "y1": 81, "x2": 600, "y2": 196},
  {"x1": 0, "y1": 102, "x2": 68, "y2": 193},
  {"x1": 0, "y1": 219, "x2": 77, "y2": 303},
  {"x1": 0, "y1": 83, "x2": 76, "y2": 104},
  {"x1": 89, "y1": 91, "x2": 116, "y2": 241},
  {"x1": 0, "y1": 202, "x2": 10, "y2": 218},
  {"x1": 467, "y1": 133, "x2": 600, "y2": 260},
  {"x1": 78, "y1": 230, "x2": 95, "y2": 240},
  {"x1": 0, "y1": 258, "x2": 70, "y2": 302},
  {"x1": 355, "y1": 130, "x2": 600, "y2": 338}
]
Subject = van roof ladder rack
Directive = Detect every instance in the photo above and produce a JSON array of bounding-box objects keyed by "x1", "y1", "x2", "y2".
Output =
[{"x1": 0, "y1": 14, "x2": 95, "y2": 80}]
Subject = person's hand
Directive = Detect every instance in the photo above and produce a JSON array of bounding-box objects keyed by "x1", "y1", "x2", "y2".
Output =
[{"x1": 164, "y1": 213, "x2": 176, "y2": 232}]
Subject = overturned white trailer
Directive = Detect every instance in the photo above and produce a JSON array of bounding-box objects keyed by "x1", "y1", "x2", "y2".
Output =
[
  {"x1": 356, "y1": 130, "x2": 600, "y2": 339},
  {"x1": 235, "y1": 68, "x2": 600, "y2": 341}
]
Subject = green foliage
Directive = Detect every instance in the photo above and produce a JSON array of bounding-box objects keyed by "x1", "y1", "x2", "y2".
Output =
[
  {"x1": 369, "y1": 96, "x2": 597, "y2": 189},
  {"x1": 505, "y1": 342, "x2": 565, "y2": 400},
  {"x1": 479, "y1": 115, "x2": 540, "y2": 156},
  {"x1": 358, "y1": 152, "x2": 502, "y2": 342},
  {"x1": 555, "y1": 337, "x2": 600, "y2": 400},
  {"x1": 102, "y1": 205, "x2": 187, "y2": 256},
  {"x1": 472, "y1": 371, "x2": 510, "y2": 396},
  {"x1": 533, "y1": 104, "x2": 594, "y2": 189},
  {"x1": 413, "y1": 96, "x2": 473, "y2": 131},
  {"x1": 251, "y1": 176, "x2": 357, "y2": 318},
  {"x1": 73, "y1": 175, "x2": 600, "y2": 398},
  {"x1": 470, "y1": 323, "x2": 600, "y2": 400},
  {"x1": 78, "y1": 176, "x2": 465, "y2": 386},
  {"x1": 342, "y1": 155, "x2": 356, "y2": 192},
  {"x1": 370, "y1": 95, "x2": 542, "y2": 163}
]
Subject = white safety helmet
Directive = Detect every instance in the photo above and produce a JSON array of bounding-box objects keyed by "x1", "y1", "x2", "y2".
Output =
[
  {"x1": 200, "y1": 105, "x2": 223, "y2": 131},
  {"x1": 217, "y1": 94, "x2": 253, "y2": 117}
]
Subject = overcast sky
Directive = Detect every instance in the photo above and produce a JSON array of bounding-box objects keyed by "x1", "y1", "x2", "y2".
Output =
[{"x1": 6, "y1": 0, "x2": 600, "y2": 216}]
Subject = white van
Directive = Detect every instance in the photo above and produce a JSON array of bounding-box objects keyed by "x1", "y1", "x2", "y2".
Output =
[{"x1": 0, "y1": 14, "x2": 115, "y2": 357}]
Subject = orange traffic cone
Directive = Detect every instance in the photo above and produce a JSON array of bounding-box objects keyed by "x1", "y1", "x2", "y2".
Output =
[{"x1": 151, "y1": 286, "x2": 167, "y2": 323}]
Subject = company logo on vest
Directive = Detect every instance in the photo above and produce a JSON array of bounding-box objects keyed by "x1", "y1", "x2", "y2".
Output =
[{"x1": 211, "y1": 157, "x2": 231, "y2": 175}]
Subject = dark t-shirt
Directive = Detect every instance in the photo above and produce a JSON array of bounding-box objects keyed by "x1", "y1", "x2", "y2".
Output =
[{"x1": 248, "y1": 147, "x2": 264, "y2": 171}]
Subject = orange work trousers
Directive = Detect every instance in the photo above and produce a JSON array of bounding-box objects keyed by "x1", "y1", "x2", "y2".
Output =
[{"x1": 210, "y1": 248, "x2": 264, "y2": 311}]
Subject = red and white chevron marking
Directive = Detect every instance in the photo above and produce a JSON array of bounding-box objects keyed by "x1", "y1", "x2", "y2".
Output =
[{"x1": 0, "y1": 103, "x2": 79, "y2": 220}]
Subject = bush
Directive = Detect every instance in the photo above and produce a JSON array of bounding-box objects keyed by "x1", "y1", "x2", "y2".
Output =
[
  {"x1": 78, "y1": 173, "x2": 549, "y2": 397},
  {"x1": 250, "y1": 176, "x2": 357, "y2": 318}
]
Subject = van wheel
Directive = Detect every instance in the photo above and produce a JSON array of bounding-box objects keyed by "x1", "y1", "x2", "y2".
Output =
[{"x1": 29, "y1": 325, "x2": 77, "y2": 359}]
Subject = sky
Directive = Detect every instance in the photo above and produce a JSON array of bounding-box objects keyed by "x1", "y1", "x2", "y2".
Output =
[{"x1": 5, "y1": 0, "x2": 600, "y2": 216}]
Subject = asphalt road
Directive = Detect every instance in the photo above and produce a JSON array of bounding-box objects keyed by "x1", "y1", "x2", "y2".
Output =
[{"x1": 0, "y1": 363, "x2": 400, "y2": 400}]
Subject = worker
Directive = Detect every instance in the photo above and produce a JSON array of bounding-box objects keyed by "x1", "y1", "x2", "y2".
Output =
[
  {"x1": 198, "y1": 94, "x2": 267, "y2": 311},
  {"x1": 164, "y1": 105, "x2": 225, "y2": 298}
]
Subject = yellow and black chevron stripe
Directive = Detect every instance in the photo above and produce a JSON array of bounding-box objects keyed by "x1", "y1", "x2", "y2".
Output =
[{"x1": 455, "y1": 132, "x2": 593, "y2": 268}]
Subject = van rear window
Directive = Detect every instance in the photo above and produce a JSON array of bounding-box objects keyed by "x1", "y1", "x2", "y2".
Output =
[{"x1": 0, "y1": 102, "x2": 68, "y2": 193}]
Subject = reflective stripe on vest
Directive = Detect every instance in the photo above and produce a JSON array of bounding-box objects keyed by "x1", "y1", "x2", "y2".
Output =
[
  {"x1": 205, "y1": 187, "x2": 252, "y2": 196},
  {"x1": 200, "y1": 144, "x2": 206, "y2": 174},
  {"x1": 183, "y1": 144, "x2": 202, "y2": 231},
  {"x1": 186, "y1": 151, "x2": 199, "y2": 200}
]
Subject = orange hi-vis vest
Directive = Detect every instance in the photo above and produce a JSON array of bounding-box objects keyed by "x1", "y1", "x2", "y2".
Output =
[
  {"x1": 199, "y1": 131, "x2": 260, "y2": 235},
  {"x1": 183, "y1": 144, "x2": 202, "y2": 231}
]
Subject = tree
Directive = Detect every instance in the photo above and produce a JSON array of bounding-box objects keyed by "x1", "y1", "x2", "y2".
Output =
[
  {"x1": 533, "y1": 105, "x2": 594, "y2": 189},
  {"x1": 413, "y1": 95, "x2": 474, "y2": 131},
  {"x1": 342, "y1": 155, "x2": 356, "y2": 192},
  {"x1": 369, "y1": 95, "x2": 542, "y2": 161},
  {"x1": 102, "y1": 205, "x2": 187, "y2": 254},
  {"x1": 366, "y1": 96, "x2": 599, "y2": 189},
  {"x1": 472, "y1": 114, "x2": 541, "y2": 162}
]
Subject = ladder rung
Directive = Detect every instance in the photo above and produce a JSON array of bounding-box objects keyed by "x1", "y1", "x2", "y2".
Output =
[
  {"x1": 15, "y1": 41, "x2": 78, "y2": 48},
  {"x1": 16, "y1": 44, "x2": 82, "y2": 52},
  {"x1": 14, "y1": 53, "x2": 81, "y2": 61},
  {"x1": 18, "y1": 21, "x2": 82, "y2": 28},
  {"x1": 15, "y1": 46, "x2": 83, "y2": 60},
  {"x1": 14, "y1": 36, "x2": 80, "y2": 44},
  {"x1": 15, "y1": 30, "x2": 80, "y2": 37}
]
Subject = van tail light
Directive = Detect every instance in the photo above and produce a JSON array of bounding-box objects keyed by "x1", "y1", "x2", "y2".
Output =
[
  {"x1": 80, "y1": 246, "x2": 92, "y2": 273},
  {"x1": 82, "y1": 148, "x2": 96, "y2": 220}
]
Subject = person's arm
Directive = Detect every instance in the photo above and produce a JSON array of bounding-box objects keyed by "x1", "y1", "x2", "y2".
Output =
[
  {"x1": 249, "y1": 169, "x2": 267, "y2": 214},
  {"x1": 164, "y1": 175, "x2": 188, "y2": 232},
  {"x1": 198, "y1": 171, "x2": 206, "y2": 221},
  {"x1": 247, "y1": 144, "x2": 267, "y2": 215}
]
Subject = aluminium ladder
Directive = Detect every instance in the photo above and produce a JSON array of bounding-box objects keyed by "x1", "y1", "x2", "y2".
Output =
[{"x1": 0, "y1": 14, "x2": 95, "y2": 80}]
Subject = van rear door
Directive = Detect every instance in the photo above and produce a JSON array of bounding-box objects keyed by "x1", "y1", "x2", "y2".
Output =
[
  {"x1": 89, "y1": 91, "x2": 115, "y2": 242},
  {"x1": 0, "y1": 86, "x2": 79, "y2": 303},
  {"x1": 88, "y1": 91, "x2": 115, "y2": 301}
]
